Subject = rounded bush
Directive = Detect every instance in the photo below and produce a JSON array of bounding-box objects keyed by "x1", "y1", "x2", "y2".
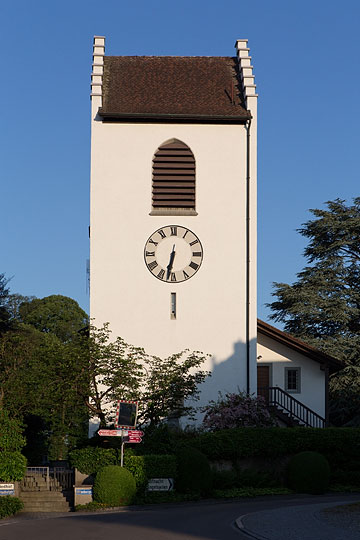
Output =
[
  {"x1": 93, "y1": 465, "x2": 136, "y2": 506},
  {"x1": 286, "y1": 451, "x2": 330, "y2": 494},
  {"x1": 176, "y1": 447, "x2": 212, "y2": 495},
  {"x1": 0, "y1": 451, "x2": 27, "y2": 482}
]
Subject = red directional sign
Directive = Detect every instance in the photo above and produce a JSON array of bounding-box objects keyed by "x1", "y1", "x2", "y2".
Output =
[
  {"x1": 127, "y1": 430, "x2": 144, "y2": 437},
  {"x1": 98, "y1": 429, "x2": 125, "y2": 437}
]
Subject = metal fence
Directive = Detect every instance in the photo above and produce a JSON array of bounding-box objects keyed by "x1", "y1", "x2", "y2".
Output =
[{"x1": 23, "y1": 467, "x2": 74, "y2": 491}]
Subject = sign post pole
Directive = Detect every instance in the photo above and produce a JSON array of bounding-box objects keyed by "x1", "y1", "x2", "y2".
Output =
[{"x1": 121, "y1": 436, "x2": 125, "y2": 467}]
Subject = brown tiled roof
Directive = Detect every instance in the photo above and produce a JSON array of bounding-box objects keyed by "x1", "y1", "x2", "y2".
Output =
[
  {"x1": 257, "y1": 319, "x2": 344, "y2": 374},
  {"x1": 99, "y1": 56, "x2": 250, "y2": 121}
]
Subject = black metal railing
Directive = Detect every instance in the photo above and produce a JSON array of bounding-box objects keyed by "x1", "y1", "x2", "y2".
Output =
[{"x1": 258, "y1": 387, "x2": 325, "y2": 428}]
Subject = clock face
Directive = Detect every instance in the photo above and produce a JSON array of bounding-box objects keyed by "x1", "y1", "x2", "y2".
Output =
[{"x1": 144, "y1": 225, "x2": 203, "y2": 283}]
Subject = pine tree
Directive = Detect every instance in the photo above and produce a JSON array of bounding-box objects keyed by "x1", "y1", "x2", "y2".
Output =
[{"x1": 268, "y1": 198, "x2": 360, "y2": 425}]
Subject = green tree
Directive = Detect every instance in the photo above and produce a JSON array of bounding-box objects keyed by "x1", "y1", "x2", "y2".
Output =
[
  {"x1": 268, "y1": 198, "x2": 360, "y2": 425},
  {"x1": 5, "y1": 294, "x2": 36, "y2": 320},
  {"x1": 140, "y1": 350, "x2": 210, "y2": 427},
  {"x1": 0, "y1": 274, "x2": 11, "y2": 335},
  {"x1": 70, "y1": 323, "x2": 210, "y2": 429},
  {"x1": 19, "y1": 295, "x2": 88, "y2": 342},
  {"x1": 68, "y1": 323, "x2": 145, "y2": 428}
]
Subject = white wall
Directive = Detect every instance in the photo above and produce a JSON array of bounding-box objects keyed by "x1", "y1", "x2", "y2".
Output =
[
  {"x1": 90, "y1": 118, "x2": 257, "y2": 423},
  {"x1": 257, "y1": 333, "x2": 325, "y2": 418}
]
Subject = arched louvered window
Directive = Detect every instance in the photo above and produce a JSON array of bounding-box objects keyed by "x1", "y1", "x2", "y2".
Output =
[{"x1": 152, "y1": 140, "x2": 196, "y2": 212}]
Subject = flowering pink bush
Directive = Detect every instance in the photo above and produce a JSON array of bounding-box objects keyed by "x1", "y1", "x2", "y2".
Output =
[{"x1": 202, "y1": 391, "x2": 276, "y2": 430}]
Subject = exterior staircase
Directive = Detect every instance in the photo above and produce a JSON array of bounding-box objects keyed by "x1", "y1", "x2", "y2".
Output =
[
  {"x1": 19, "y1": 470, "x2": 72, "y2": 512},
  {"x1": 258, "y1": 386, "x2": 326, "y2": 428}
]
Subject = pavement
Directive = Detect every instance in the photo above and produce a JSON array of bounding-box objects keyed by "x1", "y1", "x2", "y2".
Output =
[
  {"x1": 2, "y1": 494, "x2": 360, "y2": 540},
  {"x1": 237, "y1": 498, "x2": 360, "y2": 540}
]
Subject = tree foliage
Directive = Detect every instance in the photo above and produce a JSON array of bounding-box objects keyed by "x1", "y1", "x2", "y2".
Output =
[
  {"x1": 0, "y1": 274, "x2": 11, "y2": 335},
  {"x1": 139, "y1": 350, "x2": 210, "y2": 427},
  {"x1": 71, "y1": 323, "x2": 210, "y2": 429},
  {"x1": 19, "y1": 295, "x2": 88, "y2": 342},
  {"x1": 268, "y1": 198, "x2": 360, "y2": 425}
]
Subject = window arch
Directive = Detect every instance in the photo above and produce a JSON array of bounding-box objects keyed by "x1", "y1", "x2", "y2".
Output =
[{"x1": 152, "y1": 139, "x2": 195, "y2": 212}]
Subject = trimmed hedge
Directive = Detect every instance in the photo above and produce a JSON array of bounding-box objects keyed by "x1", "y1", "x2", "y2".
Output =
[
  {"x1": 124, "y1": 454, "x2": 177, "y2": 490},
  {"x1": 69, "y1": 447, "x2": 117, "y2": 475},
  {"x1": 0, "y1": 496, "x2": 23, "y2": 519},
  {"x1": 176, "y1": 447, "x2": 212, "y2": 495},
  {"x1": 193, "y1": 427, "x2": 360, "y2": 464},
  {"x1": 69, "y1": 446, "x2": 177, "y2": 491}
]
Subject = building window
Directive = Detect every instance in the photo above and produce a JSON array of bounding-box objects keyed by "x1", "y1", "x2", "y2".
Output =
[
  {"x1": 285, "y1": 367, "x2": 301, "y2": 393},
  {"x1": 151, "y1": 139, "x2": 196, "y2": 214}
]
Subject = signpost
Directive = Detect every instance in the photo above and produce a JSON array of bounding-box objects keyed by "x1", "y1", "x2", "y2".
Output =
[
  {"x1": 98, "y1": 429, "x2": 127, "y2": 437},
  {"x1": 125, "y1": 430, "x2": 144, "y2": 444},
  {"x1": 147, "y1": 478, "x2": 174, "y2": 492},
  {"x1": 98, "y1": 401, "x2": 143, "y2": 467}
]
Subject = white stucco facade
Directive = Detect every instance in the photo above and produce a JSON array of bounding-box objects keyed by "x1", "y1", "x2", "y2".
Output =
[
  {"x1": 89, "y1": 37, "x2": 258, "y2": 427},
  {"x1": 257, "y1": 333, "x2": 326, "y2": 418}
]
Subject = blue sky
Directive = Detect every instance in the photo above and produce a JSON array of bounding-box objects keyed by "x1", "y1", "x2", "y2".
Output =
[{"x1": 1, "y1": 0, "x2": 359, "y2": 322}]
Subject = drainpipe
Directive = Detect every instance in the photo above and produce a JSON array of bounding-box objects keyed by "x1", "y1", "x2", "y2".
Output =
[{"x1": 246, "y1": 117, "x2": 252, "y2": 395}]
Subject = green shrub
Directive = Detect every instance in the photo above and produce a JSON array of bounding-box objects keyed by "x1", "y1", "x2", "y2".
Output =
[
  {"x1": 191, "y1": 427, "x2": 360, "y2": 477},
  {"x1": 75, "y1": 501, "x2": 110, "y2": 512},
  {"x1": 0, "y1": 496, "x2": 24, "y2": 519},
  {"x1": 212, "y1": 469, "x2": 237, "y2": 490},
  {"x1": 124, "y1": 454, "x2": 177, "y2": 491},
  {"x1": 176, "y1": 447, "x2": 212, "y2": 495},
  {"x1": 286, "y1": 451, "x2": 330, "y2": 494},
  {"x1": 212, "y1": 487, "x2": 292, "y2": 498},
  {"x1": 0, "y1": 451, "x2": 27, "y2": 482},
  {"x1": 69, "y1": 447, "x2": 117, "y2": 475},
  {"x1": 93, "y1": 465, "x2": 136, "y2": 506},
  {"x1": 331, "y1": 469, "x2": 360, "y2": 486},
  {"x1": 236, "y1": 468, "x2": 279, "y2": 488}
]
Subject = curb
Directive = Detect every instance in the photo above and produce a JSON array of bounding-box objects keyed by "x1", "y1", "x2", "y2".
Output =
[{"x1": 235, "y1": 514, "x2": 269, "y2": 539}]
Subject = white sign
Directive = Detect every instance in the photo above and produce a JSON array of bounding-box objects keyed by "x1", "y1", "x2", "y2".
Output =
[
  {"x1": 147, "y1": 478, "x2": 174, "y2": 492},
  {"x1": 0, "y1": 484, "x2": 14, "y2": 489},
  {"x1": 98, "y1": 429, "x2": 128, "y2": 437},
  {"x1": 75, "y1": 488, "x2": 92, "y2": 495}
]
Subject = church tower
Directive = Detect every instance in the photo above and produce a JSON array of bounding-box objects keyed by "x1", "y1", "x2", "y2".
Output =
[{"x1": 89, "y1": 37, "x2": 258, "y2": 424}]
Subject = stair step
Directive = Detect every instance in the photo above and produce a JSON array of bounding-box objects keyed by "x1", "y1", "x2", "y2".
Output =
[{"x1": 20, "y1": 494, "x2": 67, "y2": 501}]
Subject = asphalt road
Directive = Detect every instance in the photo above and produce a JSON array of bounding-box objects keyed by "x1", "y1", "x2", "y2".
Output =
[{"x1": 0, "y1": 494, "x2": 359, "y2": 540}]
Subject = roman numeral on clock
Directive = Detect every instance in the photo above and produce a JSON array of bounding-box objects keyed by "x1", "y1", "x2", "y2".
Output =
[
  {"x1": 192, "y1": 251, "x2": 202, "y2": 257},
  {"x1": 189, "y1": 261, "x2": 199, "y2": 271},
  {"x1": 190, "y1": 239, "x2": 199, "y2": 246},
  {"x1": 170, "y1": 226, "x2": 178, "y2": 236},
  {"x1": 148, "y1": 261, "x2": 158, "y2": 271},
  {"x1": 158, "y1": 229, "x2": 166, "y2": 239},
  {"x1": 183, "y1": 270, "x2": 190, "y2": 280},
  {"x1": 171, "y1": 272, "x2": 177, "y2": 282},
  {"x1": 145, "y1": 251, "x2": 155, "y2": 257},
  {"x1": 157, "y1": 269, "x2": 165, "y2": 280},
  {"x1": 148, "y1": 239, "x2": 158, "y2": 246}
]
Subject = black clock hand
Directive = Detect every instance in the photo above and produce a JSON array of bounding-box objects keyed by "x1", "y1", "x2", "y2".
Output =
[{"x1": 166, "y1": 244, "x2": 176, "y2": 280}]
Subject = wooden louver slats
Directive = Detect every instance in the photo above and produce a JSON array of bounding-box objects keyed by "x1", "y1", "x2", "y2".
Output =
[{"x1": 152, "y1": 141, "x2": 195, "y2": 210}]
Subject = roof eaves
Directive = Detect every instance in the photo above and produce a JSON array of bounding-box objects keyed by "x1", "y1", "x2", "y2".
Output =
[
  {"x1": 257, "y1": 319, "x2": 343, "y2": 372},
  {"x1": 98, "y1": 110, "x2": 251, "y2": 124}
]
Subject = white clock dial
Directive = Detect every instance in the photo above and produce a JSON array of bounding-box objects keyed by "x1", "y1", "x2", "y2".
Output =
[{"x1": 144, "y1": 225, "x2": 203, "y2": 283}]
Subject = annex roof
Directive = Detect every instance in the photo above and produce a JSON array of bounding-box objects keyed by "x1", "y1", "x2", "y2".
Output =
[
  {"x1": 99, "y1": 56, "x2": 251, "y2": 122},
  {"x1": 257, "y1": 319, "x2": 344, "y2": 374}
]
